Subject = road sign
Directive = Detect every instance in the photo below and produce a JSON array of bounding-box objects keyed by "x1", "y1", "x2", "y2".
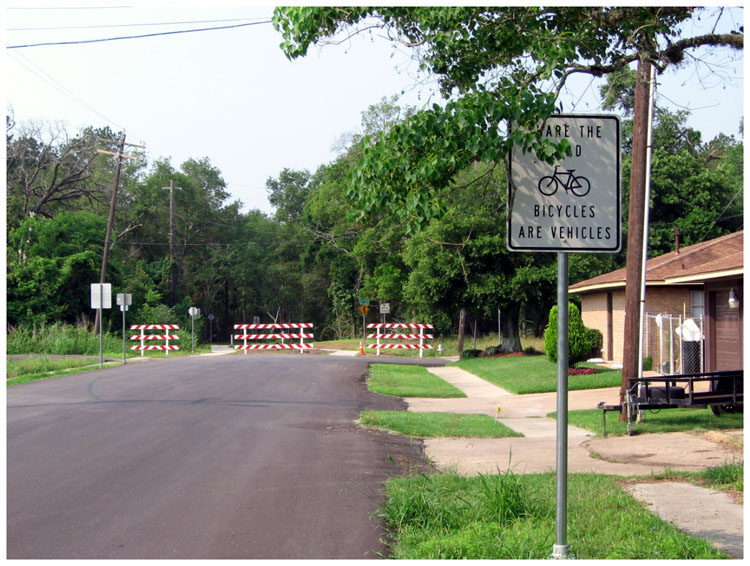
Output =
[
  {"x1": 359, "y1": 305, "x2": 370, "y2": 314},
  {"x1": 508, "y1": 114, "x2": 621, "y2": 253},
  {"x1": 379, "y1": 303, "x2": 390, "y2": 314},
  {"x1": 188, "y1": 307, "x2": 200, "y2": 317},
  {"x1": 90, "y1": 283, "x2": 112, "y2": 309}
]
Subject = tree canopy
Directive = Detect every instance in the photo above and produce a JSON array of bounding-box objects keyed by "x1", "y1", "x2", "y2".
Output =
[{"x1": 273, "y1": 7, "x2": 742, "y2": 232}]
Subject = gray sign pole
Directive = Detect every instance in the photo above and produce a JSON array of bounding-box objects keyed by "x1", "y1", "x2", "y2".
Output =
[
  {"x1": 99, "y1": 284, "x2": 103, "y2": 367},
  {"x1": 552, "y1": 252, "x2": 570, "y2": 559}
]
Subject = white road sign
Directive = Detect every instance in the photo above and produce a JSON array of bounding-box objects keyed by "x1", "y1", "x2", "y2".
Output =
[
  {"x1": 90, "y1": 283, "x2": 112, "y2": 309},
  {"x1": 508, "y1": 115, "x2": 621, "y2": 253}
]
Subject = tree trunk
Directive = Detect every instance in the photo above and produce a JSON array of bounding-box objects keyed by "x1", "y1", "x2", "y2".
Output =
[
  {"x1": 499, "y1": 303, "x2": 523, "y2": 352},
  {"x1": 456, "y1": 308, "x2": 466, "y2": 353}
]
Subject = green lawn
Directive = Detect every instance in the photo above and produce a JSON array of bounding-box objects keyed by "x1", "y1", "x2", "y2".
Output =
[
  {"x1": 379, "y1": 471, "x2": 727, "y2": 559},
  {"x1": 454, "y1": 355, "x2": 621, "y2": 394},
  {"x1": 359, "y1": 410, "x2": 521, "y2": 438},
  {"x1": 555, "y1": 407, "x2": 744, "y2": 437},
  {"x1": 367, "y1": 364, "x2": 465, "y2": 398}
]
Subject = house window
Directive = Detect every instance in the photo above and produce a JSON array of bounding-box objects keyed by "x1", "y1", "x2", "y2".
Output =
[{"x1": 691, "y1": 290, "x2": 705, "y2": 319}]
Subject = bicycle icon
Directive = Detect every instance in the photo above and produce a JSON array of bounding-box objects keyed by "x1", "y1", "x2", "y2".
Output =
[{"x1": 538, "y1": 166, "x2": 591, "y2": 197}]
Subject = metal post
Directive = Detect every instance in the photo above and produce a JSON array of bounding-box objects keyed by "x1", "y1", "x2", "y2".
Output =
[
  {"x1": 419, "y1": 326, "x2": 424, "y2": 359},
  {"x1": 98, "y1": 285, "x2": 103, "y2": 367},
  {"x1": 191, "y1": 314, "x2": 195, "y2": 353},
  {"x1": 551, "y1": 251, "x2": 570, "y2": 559},
  {"x1": 122, "y1": 306, "x2": 126, "y2": 364}
]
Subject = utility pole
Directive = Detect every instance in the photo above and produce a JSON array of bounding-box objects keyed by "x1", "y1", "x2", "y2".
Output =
[
  {"x1": 94, "y1": 135, "x2": 143, "y2": 332},
  {"x1": 162, "y1": 180, "x2": 181, "y2": 307},
  {"x1": 620, "y1": 56, "x2": 653, "y2": 421}
]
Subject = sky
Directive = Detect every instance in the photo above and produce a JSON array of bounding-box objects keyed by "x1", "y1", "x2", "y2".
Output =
[{"x1": 4, "y1": 4, "x2": 745, "y2": 215}]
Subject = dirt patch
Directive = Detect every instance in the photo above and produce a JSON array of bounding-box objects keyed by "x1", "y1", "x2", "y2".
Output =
[{"x1": 698, "y1": 430, "x2": 744, "y2": 452}]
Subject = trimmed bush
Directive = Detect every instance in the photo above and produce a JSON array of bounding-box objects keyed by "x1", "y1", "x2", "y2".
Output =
[{"x1": 543, "y1": 303, "x2": 600, "y2": 367}]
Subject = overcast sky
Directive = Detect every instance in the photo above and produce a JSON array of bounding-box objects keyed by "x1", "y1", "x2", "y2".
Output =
[{"x1": 4, "y1": 4, "x2": 745, "y2": 215}]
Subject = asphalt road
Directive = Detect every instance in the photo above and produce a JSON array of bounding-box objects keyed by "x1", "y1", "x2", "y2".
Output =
[{"x1": 6, "y1": 353, "x2": 437, "y2": 559}]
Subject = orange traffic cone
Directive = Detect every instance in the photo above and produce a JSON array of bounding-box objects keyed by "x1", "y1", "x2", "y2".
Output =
[{"x1": 359, "y1": 341, "x2": 365, "y2": 356}]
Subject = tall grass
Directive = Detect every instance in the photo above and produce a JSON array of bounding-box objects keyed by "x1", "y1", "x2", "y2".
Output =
[
  {"x1": 380, "y1": 472, "x2": 727, "y2": 559},
  {"x1": 7, "y1": 323, "x2": 122, "y2": 355}
]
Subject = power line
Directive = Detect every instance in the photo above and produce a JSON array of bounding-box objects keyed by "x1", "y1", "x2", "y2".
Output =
[
  {"x1": 7, "y1": 50, "x2": 140, "y2": 138},
  {"x1": 8, "y1": 17, "x2": 269, "y2": 32},
  {"x1": 7, "y1": 19, "x2": 272, "y2": 49}
]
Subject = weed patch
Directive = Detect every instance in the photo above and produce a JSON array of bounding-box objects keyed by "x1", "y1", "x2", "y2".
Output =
[{"x1": 380, "y1": 472, "x2": 726, "y2": 559}]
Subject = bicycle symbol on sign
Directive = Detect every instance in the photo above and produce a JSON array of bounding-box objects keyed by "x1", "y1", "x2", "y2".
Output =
[{"x1": 537, "y1": 166, "x2": 591, "y2": 197}]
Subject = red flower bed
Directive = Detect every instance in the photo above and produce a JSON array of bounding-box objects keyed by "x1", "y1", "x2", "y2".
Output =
[{"x1": 568, "y1": 367, "x2": 600, "y2": 375}]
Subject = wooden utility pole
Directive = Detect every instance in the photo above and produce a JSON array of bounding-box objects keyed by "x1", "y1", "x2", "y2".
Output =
[
  {"x1": 94, "y1": 135, "x2": 143, "y2": 331},
  {"x1": 162, "y1": 180, "x2": 181, "y2": 306},
  {"x1": 620, "y1": 56, "x2": 653, "y2": 420}
]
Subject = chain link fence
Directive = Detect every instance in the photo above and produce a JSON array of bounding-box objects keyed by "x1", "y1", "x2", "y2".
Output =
[{"x1": 643, "y1": 313, "x2": 704, "y2": 375}]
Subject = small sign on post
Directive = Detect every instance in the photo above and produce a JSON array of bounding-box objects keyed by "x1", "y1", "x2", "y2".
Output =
[
  {"x1": 116, "y1": 293, "x2": 132, "y2": 364},
  {"x1": 188, "y1": 307, "x2": 200, "y2": 353},
  {"x1": 91, "y1": 283, "x2": 112, "y2": 366}
]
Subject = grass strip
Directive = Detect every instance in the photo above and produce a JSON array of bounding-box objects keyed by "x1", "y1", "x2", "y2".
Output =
[
  {"x1": 7, "y1": 355, "x2": 100, "y2": 378},
  {"x1": 454, "y1": 355, "x2": 621, "y2": 394},
  {"x1": 379, "y1": 471, "x2": 727, "y2": 559},
  {"x1": 7, "y1": 361, "x2": 121, "y2": 386},
  {"x1": 359, "y1": 410, "x2": 521, "y2": 438},
  {"x1": 367, "y1": 364, "x2": 465, "y2": 398},
  {"x1": 554, "y1": 407, "x2": 743, "y2": 437}
]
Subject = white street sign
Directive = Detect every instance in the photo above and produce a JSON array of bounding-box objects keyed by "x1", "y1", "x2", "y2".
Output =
[
  {"x1": 90, "y1": 283, "x2": 112, "y2": 309},
  {"x1": 508, "y1": 115, "x2": 621, "y2": 253},
  {"x1": 379, "y1": 303, "x2": 390, "y2": 314},
  {"x1": 116, "y1": 293, "x2": 132, "y2": 306},
  {"x1": 188, "y1": 307, "x2": 200, "y2": 317}
]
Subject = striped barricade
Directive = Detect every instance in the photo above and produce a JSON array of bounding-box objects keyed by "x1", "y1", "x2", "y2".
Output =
[
  {"x1": 366, "y1": 323, "x2": 434, "y2": 358},
  {"x1": 234, "y1": 323, "x2": 314, "y2": 353},
  {"x1": 130, "y1": 324, "x2": 180, "y2": 356}
]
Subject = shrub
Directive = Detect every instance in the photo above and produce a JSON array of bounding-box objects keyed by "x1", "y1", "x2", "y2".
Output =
[
  {"x1": 543, "y1": 303, "x2": 599, "y2": 367},
  {"x1": 484, "y1": 345, "x2": 501, "y2": 356},
  {"x1": 460, "y1": 349, "x2": 484, "y2": 359}
]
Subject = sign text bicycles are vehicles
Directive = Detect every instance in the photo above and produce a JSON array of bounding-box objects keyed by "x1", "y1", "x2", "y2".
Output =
[{"x1": 508, "y1": 115, "x2": 621, "y2": 253}]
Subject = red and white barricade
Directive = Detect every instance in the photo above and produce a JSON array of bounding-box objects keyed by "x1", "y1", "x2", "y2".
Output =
[
  {"x1": 130, "y1": 324, "x2": 180, "y2": 356},
  {"x1": 234, "y1": 323, "x2": 313, "y2": 353},
  {"x1": 366, "y1": 323, "x2": 434, "y2": 358}
]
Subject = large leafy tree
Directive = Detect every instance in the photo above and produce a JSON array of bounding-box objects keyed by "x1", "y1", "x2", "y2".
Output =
[{"x1": 273, "y1": 7, "x2": 742, "y2": 232}]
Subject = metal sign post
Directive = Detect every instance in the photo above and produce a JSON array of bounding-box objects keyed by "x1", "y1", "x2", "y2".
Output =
[
  {"x1": 553, "y1": 252, "x2": 569, "y2": 560},
  {"x1": 508, "y1": 115, "x2": 621, "y2": 559},
  {"x1": 116, "y1": 294, "x2": 132, "y2": 364}
]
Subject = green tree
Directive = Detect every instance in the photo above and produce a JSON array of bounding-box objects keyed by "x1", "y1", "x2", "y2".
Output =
[
  {"x1": 274, "y1": 7, "x2": 741, "y2": 232},
  {"x1": 7, "y1": 211, "x2": 107, "y2": 327}
]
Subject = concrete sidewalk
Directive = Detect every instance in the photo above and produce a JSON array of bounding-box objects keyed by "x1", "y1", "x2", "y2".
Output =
[
  {"x1": 407, "y1": 366, "x2": 740, "y2": 476},
  {"x1": 404, "y1": 365, "x2": 743, "y2": 557}
]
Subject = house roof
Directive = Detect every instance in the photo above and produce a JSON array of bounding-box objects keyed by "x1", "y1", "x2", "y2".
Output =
[{"x1": 569, "y1": 230, "x2": 744, "y2": 294}]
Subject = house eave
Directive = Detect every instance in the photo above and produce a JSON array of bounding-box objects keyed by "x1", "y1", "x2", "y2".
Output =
[{"x1": 665, "y1": 268, "x2": 744, "y2": 285}]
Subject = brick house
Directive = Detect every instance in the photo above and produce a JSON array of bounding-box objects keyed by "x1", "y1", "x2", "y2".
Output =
[{"x1": 569, "y1": 230, "x2": 743, "y2": 372}]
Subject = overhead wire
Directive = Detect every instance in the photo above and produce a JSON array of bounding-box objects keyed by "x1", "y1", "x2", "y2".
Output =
[
  {"x1": 8, "y1": 50, "x2": 133, "y2": 134},
  {"x1": 8, "y1": 16, "x2": 270, "y2": 32},
  {"x1": 7, "y1": 19, "x2": 273, "y2": 49}
]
